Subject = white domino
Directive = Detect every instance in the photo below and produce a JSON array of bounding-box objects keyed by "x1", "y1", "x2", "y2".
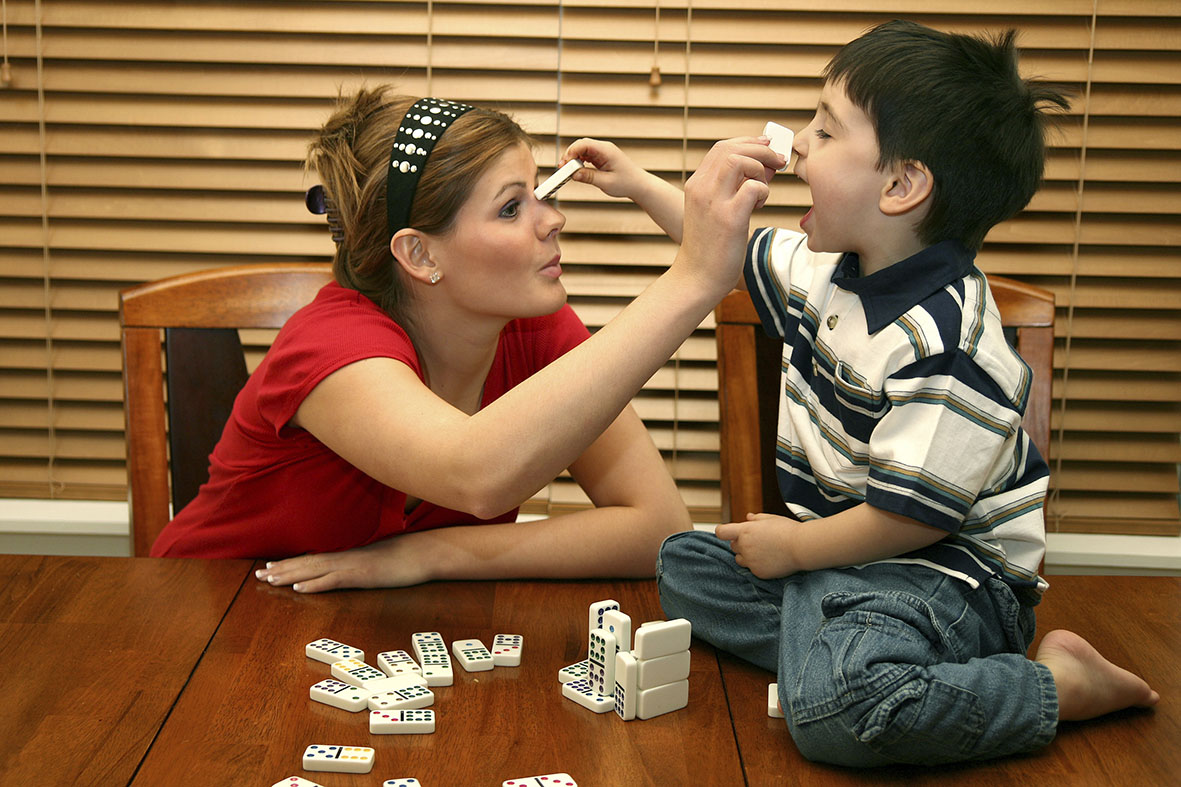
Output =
[
  {"x1": 588, "y1": 599, "x2": 620, "y2": 635},
  {"x1": 768, "y1": 683, "x2": 785, "y2": 718},
  {"x1": 452, "y1": 638, "x2": 495, "y2": 672},
  {"x1": 331, "y1": 658, "x2": 423, "y2": 692},
  {"x1": 637, "y1": 678, "x2": 689, "y2": 720},
  {"x1": 376, "y1": 649, "x2": 422, "y2": 678},
  {"x1": 558, "y1": 659, "x2": 590, "y2": 683},
  {"x1": 601, "y1": 609, "x2": 632, "y2": 652},
  {"x1": 412, "y1": 632, "x2": 454, "y2": 686},
  {"x1": 503, "y1": 774, "x2": 578, "y2": 786},
  {"x1": 561, "y1": 677, "x2": 614, "y2": 713},
  {"x1": 613, "y1": 651, "x2": 638, "y2": 721},
  {"x1": 301, "y1": 744, "x2": 375, "y2": 774},
  {"x1": 305, "y1": 638, "x2": 364, "y2": 665},
  {"x1": 763, "y1": 121, "x2": 794, "y2": 171},
  {"x1": 587, "y1": 628, "x2": 617, "y2": 696},
  {"x1": 633, "y1": 618, "x2": 691, "y2": 660},
  {"x1": 272, "y1": 778, "x2": 325, "y2": 787},
  {"x1": 384, "y1": 780, "x2": 422, "y2": 787},
  {"x1": 491, "y1": 633, "x2": 523, "y2": 667},
  {"x1": 368, "y1": 683, "x2": 434, "y2": 711},
  {"x1": 309, "y1": 678, "x2": 371, "y2": 712},
  {"x1": 533, "y1": 159, "x2": 584, "y2": 200},
  {"x1": 370, "y1": 708, "x2": 436, "y2": 734},
  {"x1": 636, "y1": 650, "x2": 690, "y2": 689}
]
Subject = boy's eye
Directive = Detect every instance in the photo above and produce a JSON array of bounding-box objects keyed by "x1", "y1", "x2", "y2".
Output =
[
  {"x1": 814, "y1": 129, "x2": 831, "y2": 139},
  {"x1": 499, "y1": 200, "x2": 520, "y2": 219}
]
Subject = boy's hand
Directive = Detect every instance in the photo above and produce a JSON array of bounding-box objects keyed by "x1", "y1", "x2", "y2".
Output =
[
  {"x1": 675, "y1": 137, "x2": 778, "y2": 296},
  {"x1": 563, "y1": 137, "x2": 650, "y2": 199},
  {"x1": 715, "y1": 512, "x2": 801, "y2": 579}
]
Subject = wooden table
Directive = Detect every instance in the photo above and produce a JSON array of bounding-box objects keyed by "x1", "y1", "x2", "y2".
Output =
[{"x1": 3, "y1": 556, "x2": 1178, "y2": 786}]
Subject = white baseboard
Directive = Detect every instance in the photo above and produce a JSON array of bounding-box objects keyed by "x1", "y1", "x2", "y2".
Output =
[{"x1": 2, "y1": 499, "x2": 1178, "y2": 574}]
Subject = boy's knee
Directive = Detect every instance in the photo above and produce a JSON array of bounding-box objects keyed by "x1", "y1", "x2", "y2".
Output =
[{"x1": 656, "y1": 529, "x2": 727, "y2": 576}]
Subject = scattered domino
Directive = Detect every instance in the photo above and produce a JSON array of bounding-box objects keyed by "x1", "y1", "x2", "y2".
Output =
[
  {"x1": 637, "y1": 679, "x2": 689, "y2": 720},
  {"x1": 368, "y1": 683, "x2": 434, "y2": 711},
  {"x1": 491, "y1": 634, "x2": 523, "y2": 667},
  {"x1": 558, "y1": 659, "x2": 590, "y2": 683},
  {"x1": 370, "y1": 708, "x2": 436, "y2": 734},
  {"x1": 309, "y1": 678, "x2": 372, "y2": 712},
  {"x1": 633, "y1": 618, "x2": 691, "y2": 660},
  {"x1": 561, "y1": 677, "x2": 615, "y2": 713},
  {"x1": 534, "y1": 159, "x2": 584, "y2": 200},
  {"x1": 587, "y1": 628, "x2": 617, "y2": 696},
  {"x1": 503, "y1": 774, "x2": 578, "y2": 786},
  {"x1": 272, "y1": 778, "x2": 325, "y2": 787},
  {"x1": 763, "y1": 121, "x2": 794, "y2": 172},
  {"x1": 412, "y1": 632, "x2": 454, "y2": 687},
  {"x1": 452, "y1": 638, "x2": 495, "y2": 672},
  {"x1": 302, "y1": 744, "x2": 375, "y2": 774},
  {"x1": 768, "y1": 683, "x2": 785, "y2": 718},
  {"x1": 376, "y1": 649, "x2": 422, "y2": 678},
  {"x1": 635, "y1": 650, "x2": 690, "y2": 689},
  {"x1": 331, "y1": 658, "x2": 422, "y2": 692},
  {"x1": 601, "y1": 609, "x2": 632, "y2": 652},
  {"x1": 613, "y1": 651, "x2": 638, "y2": 721},
  {"x1": 384, "y1": 780, "x2": 422, "y2": 787},
  {"x1": 305, "y1": 638, "x2": 364, "y2": 665}
]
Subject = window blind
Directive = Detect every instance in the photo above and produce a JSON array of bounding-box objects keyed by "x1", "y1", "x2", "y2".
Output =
[{"x1": 1, "y1": 0, "x2": 1177, "y2": 534}]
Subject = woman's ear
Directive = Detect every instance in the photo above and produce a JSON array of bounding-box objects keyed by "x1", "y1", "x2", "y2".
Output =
[
  {"x1": 390, "y1": 229, "x2": 440, "y2": 285},
  {"x1": 880, "y1": 160, "x2": 933, "y2": 216}
]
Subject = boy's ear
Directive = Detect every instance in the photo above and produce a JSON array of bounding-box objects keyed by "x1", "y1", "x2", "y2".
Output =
[
  {"x1": 390, "y1": 229, "x2": 438, "y2": 284},
  {"x1": 880, "y1": 160, "x2": 934, "y2": 216}
]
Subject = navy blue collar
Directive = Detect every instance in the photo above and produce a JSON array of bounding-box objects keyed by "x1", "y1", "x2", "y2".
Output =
[{"x1": 831, "y1": 240, "x2": 976, "y2": 333}]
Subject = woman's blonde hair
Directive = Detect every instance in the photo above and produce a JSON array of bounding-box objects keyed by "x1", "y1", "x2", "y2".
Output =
[{"x1": 306, "y1": 85, "x2": 532, "y2": 318}]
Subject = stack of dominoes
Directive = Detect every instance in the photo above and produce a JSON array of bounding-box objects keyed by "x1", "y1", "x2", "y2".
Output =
[
  {"x1": 272, "y1": 631, "x2": 523, "y2": 784},
  {"x1": 559, "y1": 599, "x2": 691, "y2": 721}
]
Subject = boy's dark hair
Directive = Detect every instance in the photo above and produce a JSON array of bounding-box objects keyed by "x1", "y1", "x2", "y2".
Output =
[{"x1": 823, "y1": 20, "x2": 1071, "y2": 250}]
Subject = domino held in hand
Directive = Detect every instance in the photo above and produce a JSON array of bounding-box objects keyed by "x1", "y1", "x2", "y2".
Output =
[
  {"x1": 763, "y1": 121, "x2": 794, "y2": 172},
  {"x1": 534, "y1": 159, "x2": 584, "y2": 200}
]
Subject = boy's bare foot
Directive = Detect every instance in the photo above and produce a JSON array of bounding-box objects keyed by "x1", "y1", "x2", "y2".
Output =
[{"x1": 1035, "y1": 629, "x2": 1159, "y2": 721}]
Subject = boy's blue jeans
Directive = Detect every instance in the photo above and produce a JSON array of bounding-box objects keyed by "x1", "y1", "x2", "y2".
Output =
[{"x1": 657, "y1": 530, "x2": 1058, "y2": 767}]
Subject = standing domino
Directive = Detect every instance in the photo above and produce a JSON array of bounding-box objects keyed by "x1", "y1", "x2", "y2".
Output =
[
  {"x1": 503, "y1": 775, "x2": 578, "y2": 786},
  {"x1": 587, "y1": 628, "x2": 617, "y2": 697},
  {"x1": 600, "y1": 609, "x2": 632, "y2": 652},
  {"x1": 370, "y1": 708, "x2": 436, "y2": 734},
  {"x1": 534, "y1": 159, "x2": 584, "y2": 200},
  {"x1": 633, "y1": 618, "x2": 691, "y2": 660},
  {"x1": 637, "y1": 679, "x2": 689, "y2": 720},
  {"x1": 613, "y1": 651, "x2": 638, "y2": 721},
  {"x1": 305, "y1": 638, "x2": 364, "y2": 665},
  {"x1": 452, "y1": 638, "x2": 495, "y2": 672},
  {"x1": 763, "y1": 121, "x2": 794, "y2": 171},
  {"x1": 768, "y1": 683, "x2": 785, "y2": 718},
  {"x1": 636, "y1": 650, "x2": 690, "y2": 689},
  {"x1": 491, "y1": 634, "x2": 523, "y2": 667},
  {"x1": 302, "y1": 745, "x2": 375, "y2": 774},
  {"x1": 588, "y1": 599, "x2": 620, "y2": 635}
]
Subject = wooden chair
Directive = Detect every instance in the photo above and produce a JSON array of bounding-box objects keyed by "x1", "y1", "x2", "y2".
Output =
[
  {"x1": 119, "y1": 263, "x2": 334, "y2": 556},
  {"x1": 715, "y1": 276, "x2": 1055, "y2": 522}
]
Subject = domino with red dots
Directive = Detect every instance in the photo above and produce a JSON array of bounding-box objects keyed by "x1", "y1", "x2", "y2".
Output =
[
  {"x1": 503, "y1": 774, "x2": 578, "y2": 786},
  {"x1": 491, "y1": 633, "x2": 523, "y2": 667},
  {"x1": 302, "y1": 744, "x2": 374, "y2": 774}
]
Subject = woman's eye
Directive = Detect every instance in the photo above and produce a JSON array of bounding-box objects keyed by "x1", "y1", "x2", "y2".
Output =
[{"x1": 499, "y1": 200, "x2": 520, "y2": 219}]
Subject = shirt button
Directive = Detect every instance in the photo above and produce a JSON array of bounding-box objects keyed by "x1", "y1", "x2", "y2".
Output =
[{"x1": 827, "y1": 314, "x2": 839, "y2": 330}]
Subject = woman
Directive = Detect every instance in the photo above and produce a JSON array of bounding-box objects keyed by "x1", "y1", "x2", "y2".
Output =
[{"x1": 151, "y1": 86, "x2": 777, "y2": 592}]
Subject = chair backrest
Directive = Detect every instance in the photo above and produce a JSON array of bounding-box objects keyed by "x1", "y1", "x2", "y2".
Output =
[
  {"x1": 119, "y1": 263, "x2": 334, "y2": 555},
  {"x1": 714, "y1": 275, "x2": 1055, "y2": 522}
]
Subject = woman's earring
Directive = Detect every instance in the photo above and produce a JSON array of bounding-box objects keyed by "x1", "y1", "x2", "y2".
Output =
[{"x1": 429, "y1": 270, "x2": 442, "y2": 285}]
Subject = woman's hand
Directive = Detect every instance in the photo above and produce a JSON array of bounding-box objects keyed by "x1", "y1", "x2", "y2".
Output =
[{"x1": 254, "y1": 533, "x2": 435, "y2": 593}]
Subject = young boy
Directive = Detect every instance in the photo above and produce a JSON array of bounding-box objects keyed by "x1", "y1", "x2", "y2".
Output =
[{"x1": 567, "y1": 20, "x2": 1157, "y2": 767}]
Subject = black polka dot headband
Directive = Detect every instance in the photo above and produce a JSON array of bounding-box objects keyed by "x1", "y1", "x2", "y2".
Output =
[{"x1": 385, "y1": 97, "x2": 474, "y2": 240}]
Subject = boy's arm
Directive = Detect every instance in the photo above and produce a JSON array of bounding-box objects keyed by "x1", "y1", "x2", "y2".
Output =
[
  {"x1": 562, "y1": 138, "x2": 686, "y2": 243},
  {"x1": 715, "y1": 503, "x2": 947, "y2": 580}
]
